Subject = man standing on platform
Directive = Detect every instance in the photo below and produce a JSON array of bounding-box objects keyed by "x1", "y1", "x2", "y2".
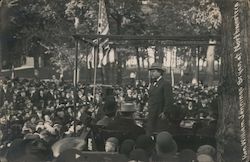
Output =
[{"x1": 146, "y1": 62, "x2": 174, "y2": 136}]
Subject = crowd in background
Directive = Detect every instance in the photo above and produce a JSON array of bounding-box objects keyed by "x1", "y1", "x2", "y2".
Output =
[{"x1": 0, "y1": 77, "x2": 218, "y2": 162}]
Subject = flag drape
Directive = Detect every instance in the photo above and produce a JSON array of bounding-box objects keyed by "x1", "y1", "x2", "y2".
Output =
[{"x1": 87, "y1": 0, "x2": 116, "y2": 69}]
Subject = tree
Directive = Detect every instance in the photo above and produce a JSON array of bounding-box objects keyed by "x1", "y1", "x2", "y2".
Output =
[
  {"x1": 65, "y1": 0, "x2": 98, "y2": 83},
  {"x1": 143, "y1": 0, "x2": 221, "y2": 84},
  {"x1": 2, "y1": 0, "x2": 97, "y2": 80},
  {"x1": 0, "y1": 0, "x2": 19, "y2": 73},
  {"x1": 144, "y1": 0, "x2": 199, "y2": 36},
  {"x1": 107, "y1": 0, "x2": 146, "y2": 84},
  {"x1": 1, "y1": 0, "x2": 67, "y2": 77},
  {"x1": 49, "y1": 43, "x2": 88, "y2": 78},
  {"x1": 182, "y1": 0, "x2": 222, "y2": 85},
  {"x1": 215, "y1": 0, "x2": 250, "y2": 161}
]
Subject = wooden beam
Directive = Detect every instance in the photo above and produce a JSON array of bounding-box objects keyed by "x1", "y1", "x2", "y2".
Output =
[
  {"x1": 109, "y1": 41, "x2": 219, "y2": 47},
  {"x1": 73, "y1": 34, "x2": 221, "y2": 42}
]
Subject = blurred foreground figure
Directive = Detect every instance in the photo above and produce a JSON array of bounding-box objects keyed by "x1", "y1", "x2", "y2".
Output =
[
  {"x1": 51, "y1": 137, "x2": 86, "y2": 158},
  {"x1": 6, "y1": 138, "x2": 53, "y2": 162},
  {"x1": 152, "y1": 131, "x2": 179, "y2": 162}
]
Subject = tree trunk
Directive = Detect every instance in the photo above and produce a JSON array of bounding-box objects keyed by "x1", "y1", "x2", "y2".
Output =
[
  {"x1": 86, "y1": 51, "x2": 89, "y2": 83},
  {"x1": 0, "y1": 6, "x2": 8, "y2": 77},
  {"x1": 101, "y1": 66, "x2": 105, "y2": 84},
  {"x1": 154, "y1": 46, "x2": 164, "y2": 63},
  {"x1": 89, "y1": 68, "x2": 92, "y2": 84},
  {"x1": 0, "y1": 35, "x2": 2, "y2": 75},
  {"x1": 117, "y1": 55, "x2": 122, "y2": 85},
  {"x1": 136, "y1": 47, "x2": 141, "y2": 80},
  {"x1": 217, "y1": 1, "x2": 238, "y2": 161},
  {"x1": 217, "y1": 0, "x2": 250, "y2": 161},
  {"x1": 242, "y1": 0, "x2": 250, "y2": 159},
  {"x1": 110, "y1": 48, "x2": 116, "y2": 85},
  {"x1": 147, "y1": 49, "x2": 150, "y2": 69},
  {"x1": 191, "y1": 52, "x2": 198, "y2": 85},
  {"x1": 142, "y1": 57, "x2": 145, "y2": 69},
  {"x1": 105, "y1": 63, "x2": 110, "y2": 84},
  {"x1": 116, "y1": 19, "x2": 122, "y2": 85},
  {"x1": 73, "y1": 68, "x2": 80, "y2": 84},
  {"x1": 159, "y1": 47, "x2": 164, "y2": 64},
  {"x1": 122, "y1": 54, "x2": 127, "y2": 70},
  {"x1": 206, "y1": 39, "x2": 216, "y2": 86},
  {"x1": 60, "y1": 67, "x2": 64, "y2": 78},
  {"x1": 33, "y1": 54, "x2": 40, "y2": 79}
]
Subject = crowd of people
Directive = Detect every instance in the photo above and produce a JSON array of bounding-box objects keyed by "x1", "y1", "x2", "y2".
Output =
[{"x1": 0, "y1": 76, "x2": 218, "y2": 162}]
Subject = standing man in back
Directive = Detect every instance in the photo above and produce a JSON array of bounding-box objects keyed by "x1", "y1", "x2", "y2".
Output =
[{"x1": 146, "y1": 62, "x2": 174, "y2": 136}]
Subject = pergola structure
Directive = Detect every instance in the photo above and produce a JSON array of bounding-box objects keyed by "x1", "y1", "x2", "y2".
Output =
[
  {"x1": 74, "y1": 34, "x2": 221, "y2": 87},
  {"x1": 71, "y1": 34, "x2": 221, "y2": 135}
]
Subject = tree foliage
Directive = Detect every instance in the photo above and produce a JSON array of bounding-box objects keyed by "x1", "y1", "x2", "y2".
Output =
[
  {"x1": 181, "y1": 0, "x2": 222, "y2": 34},
  {"x1": 1, "y1": 0, "x2": 223, "y2": 80},
  {"x1": 65, "y1": 0, "x2": 98, "y2": 34},
  {"x1": 143, "y1": 0, "x2": 221, "y2": 35},
  {"x1": 107, "y1": 0, "x2": 146, "y2": 35}
]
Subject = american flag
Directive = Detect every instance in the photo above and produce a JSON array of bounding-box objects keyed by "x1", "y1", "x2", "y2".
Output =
[
  {"x1": 98, "y1": 0, "x2": 109, "y2": 44},
  {"x1": 98, "y1": 0, "x2": 115, "y2": 66},
  {"x1": 88, "y1": 0, "x2": 114, "y2": 69}
]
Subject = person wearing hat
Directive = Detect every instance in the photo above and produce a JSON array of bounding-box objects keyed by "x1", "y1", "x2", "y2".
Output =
[
  {"x1": 152, "y1": 131, "x2": 179, "y2": 162},
  {"x1": 105, "y1": 102, "x2": 145, "y2": 141},
  {"x1": 120, "y1": 139, "x2": 135, "y2": 157},
  {"x1": 147, "y1": 62, "x2": 174, "y2": 136}
]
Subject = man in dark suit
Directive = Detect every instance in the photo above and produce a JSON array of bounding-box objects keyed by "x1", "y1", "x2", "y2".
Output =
[
  {"x1": 105, "y1": 102, "x2": 145, "y2": 141},
  {"x1": 0, "y1": 80, "x2": 13, "y2": 107},
  {"x1": 146, "y1": 62, "x2": 174, "y2": 136}
]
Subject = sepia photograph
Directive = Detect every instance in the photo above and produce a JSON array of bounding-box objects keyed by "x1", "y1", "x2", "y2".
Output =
[{"x1": 0, "y1": 0, "x2": 249, "y2": 161}]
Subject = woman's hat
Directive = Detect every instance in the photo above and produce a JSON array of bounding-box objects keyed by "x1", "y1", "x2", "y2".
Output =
[{"x1": 149, "y1": 62, "x2": 165, "y2": 71}]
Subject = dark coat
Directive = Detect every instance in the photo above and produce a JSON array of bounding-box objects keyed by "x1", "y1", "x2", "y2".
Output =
[
  {"x1": 147, "y1": 77, "x2": 174, "y2": 135},
  {"x1": 0, "y1": 88, "x2": 13, "y2": 106}
]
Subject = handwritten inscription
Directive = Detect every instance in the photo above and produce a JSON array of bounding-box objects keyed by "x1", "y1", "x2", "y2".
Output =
[{"x1": 233, "y1": 2, "x2": 248, "y2": 161}]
